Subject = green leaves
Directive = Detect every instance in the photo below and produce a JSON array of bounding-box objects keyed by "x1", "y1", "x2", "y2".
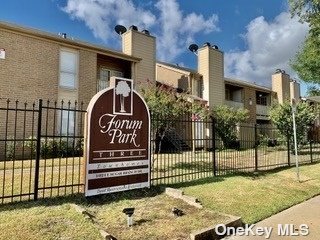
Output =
[
  {"x1": 290, "y1": 35, "x2": 320, "y2": 83},
  {"x1": 211, "y1": 105, "x2": 249, "y2": 148},
  {"x1": 141, "y1": 83, "x2": 209, "y2": 120},
  {"x1": 289, "y1": 0, "x2": 320, "y2": 84},
  {"x1": 269, "y1": 101, "x2": 317, "y2": 146},
  {"x1": 306, "y1": 86, "x2": 320, "y2": 96}
]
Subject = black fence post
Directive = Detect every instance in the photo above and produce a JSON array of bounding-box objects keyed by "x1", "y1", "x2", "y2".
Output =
[
  {"x1": 254, "y1": 124, "x2": 258, "y2": 172},
  {"x1": 34, "y1": 99, "x2": 42, "y2": 201},
  {"x1": 287, "y1": 134, "x2": 291, "y2": 167},
  {"x1": 212, "y1": 117, "x2": 217, "y2": 176}
]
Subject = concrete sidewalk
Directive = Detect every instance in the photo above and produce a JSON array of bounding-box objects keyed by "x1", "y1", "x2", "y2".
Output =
[{"x1": 223, "y1": 195, "x2": 320, "y2": 240}]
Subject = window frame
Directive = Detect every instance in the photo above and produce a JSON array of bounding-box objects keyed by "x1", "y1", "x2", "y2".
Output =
[
  {"x1": 59, "y1": 48, "x2": 79, "y2": 90},
  {"x1": 97, "y1": 67, "x2": 124, "y2": 92}
]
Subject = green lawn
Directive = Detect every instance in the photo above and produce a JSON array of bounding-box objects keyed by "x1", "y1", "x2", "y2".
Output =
[
  {"x1": 0, "y1": 162, "x2": 320, "y2": 239},
  {"x1": 0, "y1": 190, "x2": 229, "y2": 240},
  {"x1": 175, "y1": 162, "x2": 320, "y2": 224},
  {"x1": 0, "y1": 198, "x2": 101, "y2": 240}
]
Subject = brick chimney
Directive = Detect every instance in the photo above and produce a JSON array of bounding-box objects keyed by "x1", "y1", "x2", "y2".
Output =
[
  {"x1": 122, "y1": 26, "x2": 156, "y2": 91},
  {"x1": 272, "y1": 70, "x2": 291, "y2": 104},
  {"x1": 197, "y1": 43, "x2": 224, "y2": 107}
]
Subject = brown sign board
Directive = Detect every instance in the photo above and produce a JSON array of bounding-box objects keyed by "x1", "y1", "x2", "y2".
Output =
[{"x1": 84, "y1": 77, "x2": 150, "y2": 197}]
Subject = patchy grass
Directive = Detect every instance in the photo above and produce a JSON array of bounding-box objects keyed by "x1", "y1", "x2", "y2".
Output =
[
  {"x1": 84, "y1": 190, "x2": 229, "y2": 240},
  {"x1": 0, "y1": 189, "x2": 230, "y2": 240},
  {"x1": 0, "y1": 198, "x2": 101, "y2": 240},
  {"x1": 1, "y1": 164, "x2": 320, "y2": 239},
  {"x1": 175, "y1": 162, "x2": 320, "y2": 224}
]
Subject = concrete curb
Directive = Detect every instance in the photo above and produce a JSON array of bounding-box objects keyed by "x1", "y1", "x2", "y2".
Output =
[
  {"x1": 190, "y1": 215, "x2": 243, "y2": 240},
  {"x1": 70, "y1": 204, "x2": 114, "y2": 240},
  {"x1": 165, "y1": 187, "x2": 203, "y2": 209}
]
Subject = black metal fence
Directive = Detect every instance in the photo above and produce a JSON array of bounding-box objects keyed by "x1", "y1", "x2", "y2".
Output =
[
  {"x1": 0, "y1": 99, "x2": 85, "y2": 203},
  {"x1": 1, "y1": 99, "x2": 319, "y2": 204}
]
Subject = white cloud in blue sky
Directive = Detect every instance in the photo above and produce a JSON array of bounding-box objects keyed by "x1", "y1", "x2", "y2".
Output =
[
  {"x1": 225, "y1": 12, "x2": 308, "y2": 86},
  {"x1": 63, "y1": 0, "x2": 156, "y2": 40},
  {"x1": 63, "y1": 0, "x2": 219, "y2": 61},
  {"x1": 63, "y1": 0, "x2": 308, "y2": 87}
]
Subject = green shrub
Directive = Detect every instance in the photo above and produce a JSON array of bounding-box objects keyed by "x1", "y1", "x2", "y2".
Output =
[
  {"x1": 24, "y1": 137, "x2": 83, "y2": 158},
  {"x1": 211, "y1": 105, "x2": 249, "y2": 149},
  {"x1": 5, "y1": 138, "x2": 15, "y2": 160}
]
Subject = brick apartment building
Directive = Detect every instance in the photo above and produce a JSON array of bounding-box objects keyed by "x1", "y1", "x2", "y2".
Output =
[
  {"x1": 0, "y1": 21, "x2": 300, "y2": 119},
  {"x1": 0, "y1": 21, "x2": 301, "y2": 151}
]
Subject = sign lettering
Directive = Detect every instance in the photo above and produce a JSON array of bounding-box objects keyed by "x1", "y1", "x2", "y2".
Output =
[{"x1": 84, "y1": 77, "x2": 150, "y2": 197}]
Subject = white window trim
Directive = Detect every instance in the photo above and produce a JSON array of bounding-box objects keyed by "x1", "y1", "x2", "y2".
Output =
[
  {"x1": 97, "y1": 68, "x2": 124, "y2": 92},
  {"x1": 59, "y1": 48, "x2": 79, "y2": 90}
]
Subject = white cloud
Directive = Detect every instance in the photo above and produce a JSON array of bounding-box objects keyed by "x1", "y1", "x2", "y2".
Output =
[
  {"x1": 225, "y1": 12, "x2": 309, "y2": 86},
  {"x1": 62, "y1": 0, "x2": 219, "y2": 62},
  {"x1": 155, "y1": 0, "x2": 219, "y2": 61},
  {"x1": 63, "y1": 0, "x2": 156, "y2": 41}
]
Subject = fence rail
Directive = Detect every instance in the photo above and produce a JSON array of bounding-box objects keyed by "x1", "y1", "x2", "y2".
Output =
[{"x1": 0, "y1": 99, "x2": 319, "y2": 204}]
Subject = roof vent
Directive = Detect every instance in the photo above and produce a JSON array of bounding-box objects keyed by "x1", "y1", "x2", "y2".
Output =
[
  {"x1": 142, "y1": 29, "x2": 150, "y2": 35},
  {"x1": 130, "y1": 25, "x2": 138, "y2": 31},
  {"x1": 203, "y1": 42, "x2": 211, "y2": 47}
]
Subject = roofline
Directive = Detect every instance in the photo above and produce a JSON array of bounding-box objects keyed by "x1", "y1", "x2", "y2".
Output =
[
  {"x1": 305, "y1": 96, "x2": 320, "y2": 102},
  {"x1": 156, "y1": 61, "x2": 201, "y2": 76},
  {"x1": 0, "y1": 21, "x2": 141, "y2": 62},
  {"x1": 224, "y1": 77, "x2": 272, "y2": 92}
]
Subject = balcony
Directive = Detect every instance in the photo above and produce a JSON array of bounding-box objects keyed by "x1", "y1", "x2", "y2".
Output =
[
  {"x1": 256, "y1": 104, "x2": 270, "y2": 120},
  {"x1": 225, "y1": 100, "x2": 244, "y2": 109}
]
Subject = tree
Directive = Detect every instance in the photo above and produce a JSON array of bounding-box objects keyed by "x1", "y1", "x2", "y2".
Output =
[
  {"x1": 269, "y1": 101, "x2": 317, "y2": 148},
  {"x1": 141, "y1": 84, "x2": 188, "y2": 121},
  {"x1": 307, "y1": 86, "x2": 320, "y2": 96},
  {"x1": 289, "y1": 0, "x2": 320, "y2": 83},
  {"x1": 290, "y1": 35, "x2": 320, "y2": 83},
  {"x1": 115, "y1": 81, "x2": 130, "y2": 112},
  {"x1": 289, "y1": 0, "x2": 320, "y2": 28},
  {"x1": 141, "y1": 83, "x2": 209, "y2": 153},
  {"x1": 211, "y1": 105, "x2": 249, "y2": 149}
]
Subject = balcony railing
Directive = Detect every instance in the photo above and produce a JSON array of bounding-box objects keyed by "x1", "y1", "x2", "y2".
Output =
[
  {"x1": 256, "y1": 104, "x2": 269, "y2": 119},
  {"x1": 225, "y1": 100, "x2": 244, "y2": 109}
]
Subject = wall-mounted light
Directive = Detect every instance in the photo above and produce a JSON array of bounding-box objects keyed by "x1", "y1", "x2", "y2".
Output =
[{"x1": 249, "y1": 98, "x2": 253, "y2": 106}]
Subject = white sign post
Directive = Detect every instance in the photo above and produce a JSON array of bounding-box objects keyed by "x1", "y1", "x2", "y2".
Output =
[{"x1": 291, "y1": 98, "x2": 300, "y2": 182}]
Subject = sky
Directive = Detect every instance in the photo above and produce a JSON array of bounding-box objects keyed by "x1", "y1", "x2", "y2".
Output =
[{"x1": 0, "y1": 0, "x2": 313, "y2": 95}]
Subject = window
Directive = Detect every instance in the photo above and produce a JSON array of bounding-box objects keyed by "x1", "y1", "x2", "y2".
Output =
[
  {"x1": 98, "y1": 68, "x2": 111, "y2": 91},
  {"x1": 97, "y1": 68, "x2": 123, "y2": 92},
  {"x1": 59, "y1": 50, "x2": 78, "y2": 89},
  {"x1": 225, "y1": 88, "x2": 231, "y2": 101},
  {"x1": 256, "y1": 92, "x2": 268, "y2": 106},
  {"x1": 60, "y1": 110, "x2": 75, "y2": 136},
  {"x1": 198, "y1": 79, "x2": 203, "y2": 98}
]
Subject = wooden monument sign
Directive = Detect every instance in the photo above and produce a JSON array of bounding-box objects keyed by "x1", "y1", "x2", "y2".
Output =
[{"x1": 85, "y1": 77, "x2": 150, "y2": 197}]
